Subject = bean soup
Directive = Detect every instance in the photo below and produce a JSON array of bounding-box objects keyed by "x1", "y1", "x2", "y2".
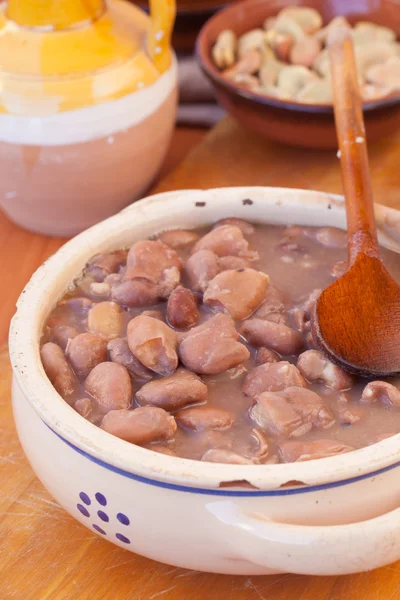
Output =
[{"x1": 40, "y1": 219, "x2": 400, "y2": 464}]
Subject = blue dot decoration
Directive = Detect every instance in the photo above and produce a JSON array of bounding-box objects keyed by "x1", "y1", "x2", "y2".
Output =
[
  {"x1": 116, "y1": 533, "x2": 131, "y2": 544},
  {"x1": 95, "y1": 492, "x2": 107, "y2": 506},
  {"x1": 117, "y1": 512, "x2": 130, "y2": 526},
  {"x1": 97, "y1": 510, "x2": 109, "y2": 522},
  {"x1": 77, "y1": 492, "x2": 132, "y2": 543},
  {"x1": 79, "y1": 492, "x2": 91, "y2": 505},
  {"x1": 77, "y1": 504, "x2": 90, "y2": 518},
  {"x1": 93, "y1": 524, "x2": 106, "y2": 535}
]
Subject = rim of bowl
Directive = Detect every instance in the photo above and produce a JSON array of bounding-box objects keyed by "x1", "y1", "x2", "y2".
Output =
[
  {"x1": 9, "y1": 186, "x2": 400, "y2": 491},
  {"x1": 196, "y1": 0, "x2": 400, "y2": 115}
]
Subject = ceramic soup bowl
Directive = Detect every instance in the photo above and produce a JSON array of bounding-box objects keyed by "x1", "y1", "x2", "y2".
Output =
[{"x1": 9, "y1": 187, "x2": 400, "y2": 576}]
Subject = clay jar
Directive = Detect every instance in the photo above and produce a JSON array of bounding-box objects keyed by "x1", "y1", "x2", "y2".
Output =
[{"x1": 0, "y1": 0, "x2": 177, "y2": 236}]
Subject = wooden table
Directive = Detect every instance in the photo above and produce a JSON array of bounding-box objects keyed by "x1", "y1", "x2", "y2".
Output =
[{"x1": 2, "y1": 119, "x2": 400, "y2": 599}]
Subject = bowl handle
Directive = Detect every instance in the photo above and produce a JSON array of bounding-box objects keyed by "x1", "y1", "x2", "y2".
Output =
[
  {"x1": 208, "y1": 501, "x2": 400, "y2": 575},
  {"x1": 148, "y1": 0, "x2": 176, "y2": 74}
]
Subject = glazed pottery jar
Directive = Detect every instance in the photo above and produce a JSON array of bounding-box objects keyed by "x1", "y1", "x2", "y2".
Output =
[{"x1": 0, "y1": 0, "x2": 177, "y2": 236}]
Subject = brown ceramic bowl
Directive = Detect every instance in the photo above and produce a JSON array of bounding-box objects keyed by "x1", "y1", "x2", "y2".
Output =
[{"x1": 196, "y1": 0, "x2": 400, "y2": 148}]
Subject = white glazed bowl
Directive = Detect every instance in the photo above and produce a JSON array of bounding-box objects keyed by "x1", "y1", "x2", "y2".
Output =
[{"x1": 9, "y1": 187, "x2": 400, "y2": 576}]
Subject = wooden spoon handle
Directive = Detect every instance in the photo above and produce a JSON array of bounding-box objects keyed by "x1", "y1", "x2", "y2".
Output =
[{"x1": 328, "y1": 28, "x2": 380, "y2": 265}]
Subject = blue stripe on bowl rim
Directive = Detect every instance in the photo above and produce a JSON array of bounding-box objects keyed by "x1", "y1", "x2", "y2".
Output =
[{"x1": 48, "y1": 424, "x2": 400, "y2": 496}]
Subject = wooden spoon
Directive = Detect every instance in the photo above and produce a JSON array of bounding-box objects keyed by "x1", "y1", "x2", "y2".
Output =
[{"x1": 311, "y1": 28, "x2": 400, "y2": 377}]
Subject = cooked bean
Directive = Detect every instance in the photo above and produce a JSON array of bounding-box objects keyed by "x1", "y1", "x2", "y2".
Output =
[
  {"x1": 218, "y1": 255, "x2": 251, "y2": 270},
  {"x1": 136, "y1": 368, "x2": 207, "y2": 410},
  {"x1": 142, "y1": 310, "x2": 165, "y2": 321},
  {"x1": 213, "y1": 218, "x2": 255, "y2": 235},
  {"x1": 58, "y1": 296, "x2": 93, "y2": 315},
  {"x1": 279, "y1": 439, "x2": 354, "y2": 463},
  {"x1": 104, "y1": 273, "x2": 122, "y2": 286},
  {"x1": 107, "y1": 337, "x2": 153, "y2": 380},
  {"x1": 255, "y1": 347, "x2": 280, "y2": 365},
  {"x1": 201, "y1": 449, "x2": 253, "y2": 464},
  {"x1": 66, "y1": 332, "x2": 107, "y2": 378},
  {"x1": 314, "y1": 227, "x2": 347, "y2": 248},
  {"x1": 86, "y1": 250, "x2": 128, "y2": 281},
  {"x1": 301, "y1": 288, "x2": 321, "y2": 319},
  {"x1": 41, "y1": 342, "x2": 77, "y2": 399},
  {"x1": 262, "y1": 312, "x2": 290, "y2": 325},
  {"x1": 90, "y1": 282, "x2": 111, "y2": 296},
  {"x1": 251, "y1": 386, "x2": 334, "y2": 438},
  {"x1": 204, "y1": 268, "x2": 268, "y2": 320},
  {"x1": 179, "y1": 313, "x2": 250, "y2": 375},
  {"x1": 243, "y1": 361, "x2": 306, "y2": 397},
  {"x1": 50, "y1": 324, "x2": 79, "y2": 350},
  {"x1": 87, "y1": 301, "x2": 124, "y2": 340},
  {"x1": 101, "y1": 407, "x2": 177, "y2": 445},
  {"x1": 84, "y1": 362, "x2": 132, "y2": 411},
  {"x1": 111, "y1": 279, "x2": 162, "y2": 307},
  {"x1": 74, "y1": 397, "x2": 94, "y2": 420},
  {"x1": 145, "y1": 444, "x2": 177, "y2": 456},
  {"x1": 125, "y1": 240, "x2": 182, "y2": 296},
  {"x1": 127, "y1": 316, "x2": 178, "y2": 376},
  {"x1": 331, "y1": 260, "x2": 348, "y2": 278},
  {"x1": 158, "y1": 229, "x2": 200, "y2": 249},
  {"x1": 176, "y1": 406, "x2": 234, "y2": 431},
  {"x1": 253, "y1": 285, "x2": 287, "y2": 317},
  {"x1": 361, "y1": 381, "x2": 400, "y2": 406},
  {"x1": 297, "y1": 350, "x2": 354, "y2": 391},
  {"x1": 167, "y1": 286, "x2": 199, "y2": 329},
  {"x1": 251, "y1": 428, "x2": 270, "y2": 462},
  {"x1": 241, "y1": 318, "x2": 304, "y2": 355},
  {"x1": 192, "y1": 225, "x2": 258, "y2": 260},
  {"x1": 290, "y1": 307, "x2": 308, "y2": 332},
  {"x1": 185, "y1": 250, "x2": 220, "y2": 293}
]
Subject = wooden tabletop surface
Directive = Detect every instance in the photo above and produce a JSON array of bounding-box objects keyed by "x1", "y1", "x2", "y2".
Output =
[{"x1": 2, "y1": 119, "x2": 400, "y2": 599}]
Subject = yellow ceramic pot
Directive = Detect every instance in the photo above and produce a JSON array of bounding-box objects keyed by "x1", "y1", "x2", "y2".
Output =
[{"x1": 0, "y1": 0, "x2": 177, "y2": 235}]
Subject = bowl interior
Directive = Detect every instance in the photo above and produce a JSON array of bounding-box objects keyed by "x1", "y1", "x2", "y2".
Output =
[
  {"x1": 197, "y1": 0, "x2": 400, "y2": 113},
  {"x1": 9, "y1": 187, "x2": 400, "y2": 491}
]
